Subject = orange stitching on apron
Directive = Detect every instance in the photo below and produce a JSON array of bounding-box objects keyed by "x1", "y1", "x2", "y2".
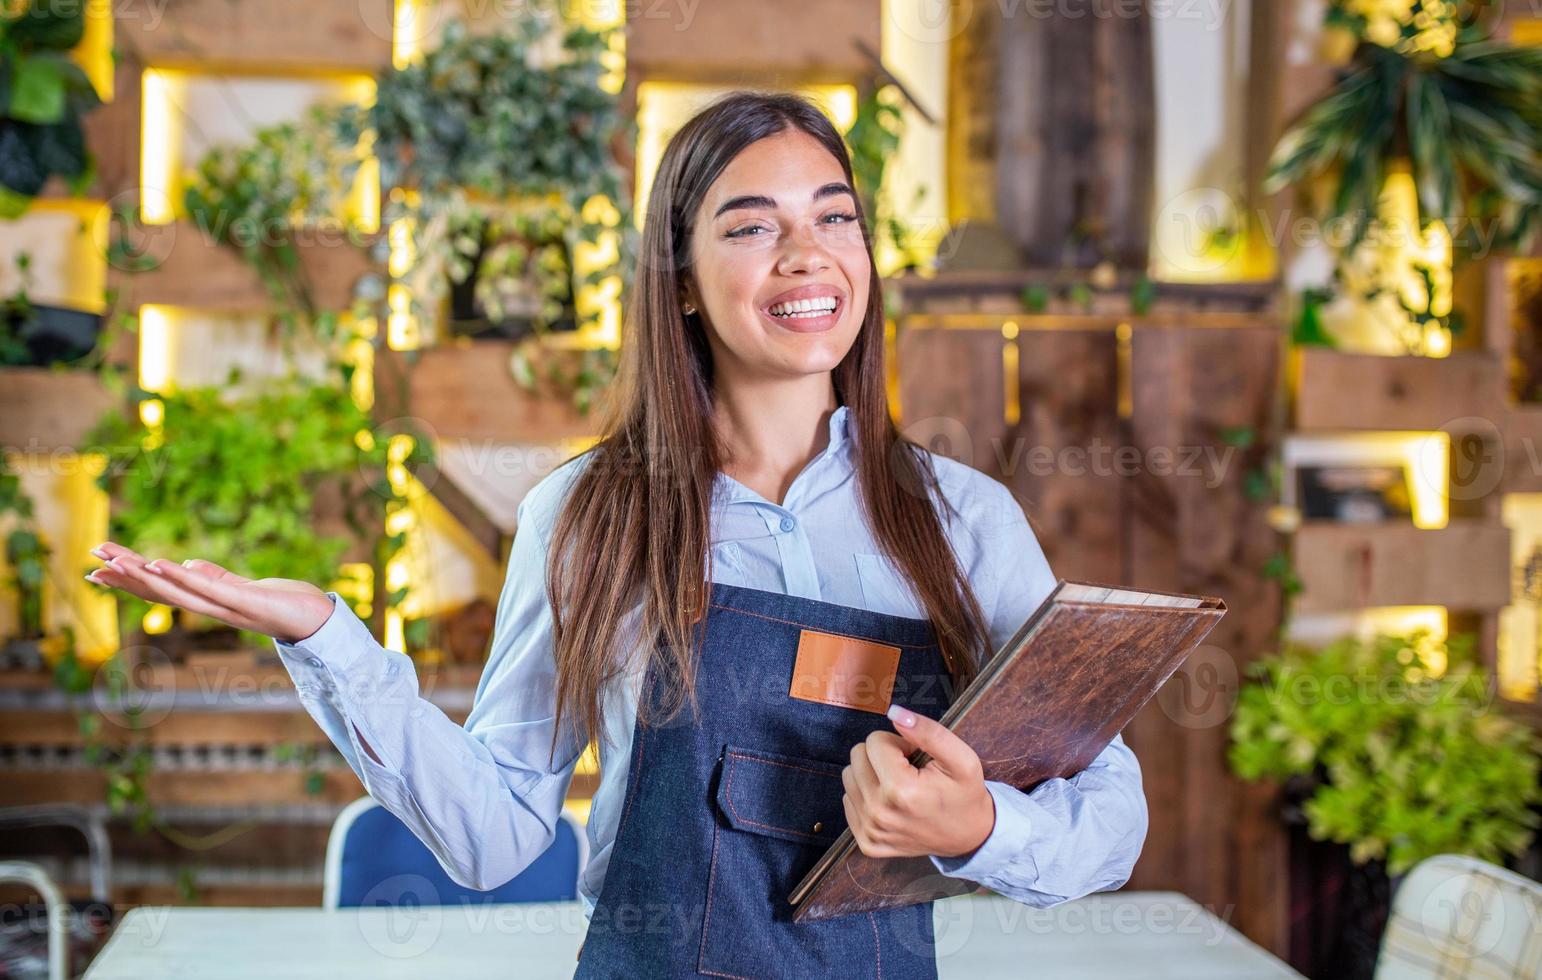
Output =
[{"x1": 707, "y1": 602, "x2": 935, "y2": 651}]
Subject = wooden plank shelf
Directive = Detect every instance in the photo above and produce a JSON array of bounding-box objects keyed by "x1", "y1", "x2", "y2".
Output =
[
  {"x1": 107, "y1": 223, "x2": 378, "y2": 314},
  {"x1": 0, "y1": 368, "x2": 124, "y2": 452},
  {"x1": 1292, "y1": 349, "x2": 1507, "y2": 434},
  {"x1": 1, "y1": 767, "x2": 600, "y2": 809},
  {"x1": 376, "y1": 343, "x2": 596, "y2": 445},
  {"x1": 116, "y1": 0, "x2": 395, "y2": 74},
  {"x1": 1292, "y1": 520, "x2": 1512, "y2": 614},
  {"x1": 0, "y1": 709, "x2": 390, "y2": 749},
  {"x1": 1501, "y1": 405, "x2": 1542, "y2": 493},
  {"x1": 626, "y1": 0, "x2": 880, "y2": 83}
]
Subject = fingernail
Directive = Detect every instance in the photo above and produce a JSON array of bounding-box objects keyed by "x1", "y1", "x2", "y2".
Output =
[
  {"x1": 887, "y1": 704, "x2": 916, "y2": 728},
  {"x1": 90, "y1": 547, "x2": 106, "y2": 558},
  {"x1": 84, "y1": 572, "x2": 97, "y2": 582},
  {"x1": 182, "y1": 559, "x2": 193, "y2": 568},
  {"x1": 146, "y1": 561, "x2": 164, "y2": 574}
]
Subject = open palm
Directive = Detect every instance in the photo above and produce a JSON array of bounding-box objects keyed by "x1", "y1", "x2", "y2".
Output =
[{"x1": 86, "y1": 541, "x2": 336, "y2": 645}]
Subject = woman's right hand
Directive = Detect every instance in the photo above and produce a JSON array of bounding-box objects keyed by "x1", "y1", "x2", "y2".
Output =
[{"x1": 86, "y1": 541, "x2": 337, "y2": 645}]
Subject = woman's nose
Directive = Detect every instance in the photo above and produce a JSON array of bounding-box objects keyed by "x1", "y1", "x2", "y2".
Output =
[{"x1": 776, "y1": 230, "x2": 833, "y2": 275}]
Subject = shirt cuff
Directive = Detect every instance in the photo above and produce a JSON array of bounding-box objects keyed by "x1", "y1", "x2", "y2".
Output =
[
  {"x1": 928, "y1": 780, "x2": 1038, "y2": 883},
  {"x1": 271, "y1": 592, "x2": 369, "y2": 678}
]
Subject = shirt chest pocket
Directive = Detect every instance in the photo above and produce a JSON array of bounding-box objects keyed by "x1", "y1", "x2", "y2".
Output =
[{"x1": 853, "y1": 552, "x2": 926, "y2": 620}]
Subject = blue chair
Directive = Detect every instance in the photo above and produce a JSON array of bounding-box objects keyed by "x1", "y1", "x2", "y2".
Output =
[{"x1": 322, "y1": 796, "x2": 587, "y2": 909}]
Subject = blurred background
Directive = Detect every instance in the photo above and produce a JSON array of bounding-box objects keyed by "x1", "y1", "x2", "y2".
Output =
[{"x1": 1, "y1": 0, "x2": 1540, "y2": 977}]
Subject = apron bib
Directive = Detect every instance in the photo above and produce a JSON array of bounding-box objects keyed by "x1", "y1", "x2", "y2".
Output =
[{"x1": 574, "y1": 582, "x2": 955, "y2": 980}]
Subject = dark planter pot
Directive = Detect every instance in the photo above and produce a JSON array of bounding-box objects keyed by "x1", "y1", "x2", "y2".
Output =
[
  {"x1": 1282, "y1": 774, "x2": 1398, "y2": 980},
  {"x1": 4, "y1": 303, "x2": 104, "y2": 366},
  {"x1": 446, "y1": 229, "x2": 578, "y2": 342}
]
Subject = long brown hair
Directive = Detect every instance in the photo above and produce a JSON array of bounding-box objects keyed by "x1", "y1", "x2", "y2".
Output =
[{"x1": 544, "y1": 91, "x2": 993, "y2": 766}]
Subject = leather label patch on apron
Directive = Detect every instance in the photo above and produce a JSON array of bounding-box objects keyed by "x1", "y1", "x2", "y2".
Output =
[{"x1": 789, "y1": 629, "x2": 900, "y2": 714}]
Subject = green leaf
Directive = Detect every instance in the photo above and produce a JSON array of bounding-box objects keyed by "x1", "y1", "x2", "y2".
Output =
[
  {"x1": 5, "y1": 3, "x2": 87, "y2": 50},
  {"x1": 10, "y1": 54, "x2": 67, "y2": 124},
  {"x1": 0, "y1": 122, "x2": 44, "y2": 196}
]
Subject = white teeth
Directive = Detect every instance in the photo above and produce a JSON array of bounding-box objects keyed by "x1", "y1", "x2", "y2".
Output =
[{"x1": 769, "y1": 296, "x2": 838, "y2": 317}]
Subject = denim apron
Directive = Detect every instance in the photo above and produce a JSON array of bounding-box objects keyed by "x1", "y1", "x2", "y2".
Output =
[{"x1": 573, "y1": 581, "x2": 955, "y2": 979}]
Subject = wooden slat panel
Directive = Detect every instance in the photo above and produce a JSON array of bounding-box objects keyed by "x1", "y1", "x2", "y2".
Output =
[
  {"x1": 107, "y1": 224, "x2": 376, "y2": 313},
  {"x1": 1126, "y1": 324, "x2": 1287, "y2": 956},
  {"x1": 0, "y1": 368, "x2": 124, "y2": 451},
  {"x1": 379, "y1": 344, "x2": 594, "y2": 444},
  {"x1": 0, "y1": 770, "x2": 599, "y2": 808},
  {"x1": 1, "y1": 660, "x2": 484, "y2": 696},
  {"x1": 1501, "y1": 405, "x2": 1542, "y2": 493},
  {"x1": 1293, "y1": 349, "x2": 1505, "y2": 433},
  {"x1": 1293, "y1": 521, "x2": 1512, "y2": 612},
  {"x1": 0, "y1": 709, "x2": 465, "y2": 748},
  {"x1": 1012, "y1": 328, "x2": 1124, "y2": 582},
  {"x1": 117, "y1": 0, "x2": 394, "y2": 72},
  {"x1": 895, "y1": 324, "x2": 1123, "y2": 583},
  {"x1": 626, "y1": 0, "x2": 880, "y2": 83}
]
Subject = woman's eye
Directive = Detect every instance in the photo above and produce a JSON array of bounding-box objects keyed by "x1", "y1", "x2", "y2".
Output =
[
  {"x1": 726, "y1": 224, "x2": 770, "y2": 239},
  {"x1": 822, "y1": 211, "x2": 858, "y2": 225}
]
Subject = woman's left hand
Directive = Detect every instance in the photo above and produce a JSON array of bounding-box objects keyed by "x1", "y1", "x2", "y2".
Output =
[{"x1": 842, "y1": 704, "x2": 996, "y2": 860}]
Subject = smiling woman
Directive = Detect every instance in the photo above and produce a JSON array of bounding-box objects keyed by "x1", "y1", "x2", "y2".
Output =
[{"x1": 86, "y1": 91, "x2": 1148, "y2": 979}]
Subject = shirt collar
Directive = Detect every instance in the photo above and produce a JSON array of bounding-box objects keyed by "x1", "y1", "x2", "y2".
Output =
[{"x1": 713, "y1": 404, "x2": 853, "y2": 507}]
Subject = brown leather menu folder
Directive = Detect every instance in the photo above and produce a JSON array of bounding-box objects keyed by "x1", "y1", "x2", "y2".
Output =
[{"x1": 787, "y1": 579, "x2": 1226, "y2": 922}]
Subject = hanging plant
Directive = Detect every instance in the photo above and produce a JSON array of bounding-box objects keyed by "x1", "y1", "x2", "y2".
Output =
[
  {"x1": 0, "y1": 0, "x2": 103, "y2": 217},
  {"x1": 344, "y1": 9, "x2": 634, "y2": 356},
  {"x1": 0, "y1": 453, "x2": 48, "y2": 639},
  {"x1": 846, "y1": 84, "x2": 928, "y2": 276},
  {"x1": 182, "y1": 102, "x2": 373, "y2": 344},
  {"x1": 1265, "y1": 2, "x2": 1542, "y2": 253}
]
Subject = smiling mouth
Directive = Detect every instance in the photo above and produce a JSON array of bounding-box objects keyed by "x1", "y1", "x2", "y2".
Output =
[{"x1": 765, "y1": 296, "x2": 841, "y2": 320}]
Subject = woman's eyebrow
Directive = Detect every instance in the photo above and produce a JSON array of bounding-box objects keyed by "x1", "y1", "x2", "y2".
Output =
[{"x1": 712, "y1": 182, "x2": 855, "y2": 220}]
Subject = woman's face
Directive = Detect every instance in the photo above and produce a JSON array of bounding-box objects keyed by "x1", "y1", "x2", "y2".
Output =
[{"x1": 684, "y1": 128, "x2": 871, "y2": 385}]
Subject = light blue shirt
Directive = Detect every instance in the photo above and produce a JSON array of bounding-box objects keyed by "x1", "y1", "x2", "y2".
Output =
[{"x1": 273, "y1": 404, "x2": 1148, "y2": 916}]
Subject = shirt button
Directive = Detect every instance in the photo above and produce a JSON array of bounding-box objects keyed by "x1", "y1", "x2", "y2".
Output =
[
  {"x1": 779, "y1": 517, "x2": 795, "y2": 533},
  {"x1": 307, "y1": 657, "x2": 323, "y2": 668}
]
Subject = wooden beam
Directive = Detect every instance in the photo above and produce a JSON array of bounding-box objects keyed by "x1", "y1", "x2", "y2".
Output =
[
  {"x1": 107, "y1": 224, "x2": 377, "y2": 314},
  {"x1": 1293, "y1": 349, "x2": 1505, "y2": 433},
  {"x1": 0, "y1": 368, "x2": 124, "y2": 452},
  {"x1": 376, "y1": 343, "x2": 595, "y2": 445},
  {"x1": 0, "y1": 768, "x2": 599, "y2": 809},
  {"x1": 1292, "y1": 521, "x2": 1512, "y2": 612},
  {"x1": 625, "y1": 0, "x2": 880, "y2": 84},
  {"x1": 114, "y1": 0, "x2": 394, "y2": 74},
  {"x1": 418, "y1": 461, "x2": 507, "y2": 563}
]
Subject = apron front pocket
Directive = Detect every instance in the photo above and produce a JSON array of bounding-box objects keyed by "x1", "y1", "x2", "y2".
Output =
[
  {"x1": 700, "y1": 743, "x2": 885, "y2": 979},
  {"x1": 714, "y1": 744, "x2": 847, "y2": 846}
]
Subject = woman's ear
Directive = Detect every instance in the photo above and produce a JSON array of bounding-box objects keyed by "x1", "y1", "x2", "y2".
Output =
[{"x1": 679, "y1": 279, "x2": 699, "y2": 317}]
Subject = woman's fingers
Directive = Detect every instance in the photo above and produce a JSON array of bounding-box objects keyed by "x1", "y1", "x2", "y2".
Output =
[
  {"x1": 91, "y1": 541, "x2": 147, "y2": 564},
  {"x1": 93, "y1": 553, "x2": 248, "y2": 627},
  {"x1": 181, "y1": 558, "x2": 251, "y2": 585},
  {"x1": 140, "y1": 558, "x2": 256, "y2": 610}
]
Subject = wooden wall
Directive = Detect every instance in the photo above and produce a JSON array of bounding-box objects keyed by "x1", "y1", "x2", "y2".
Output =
[{"x1": 897, "y1": 310, "x2": 1290, "y2": 956}]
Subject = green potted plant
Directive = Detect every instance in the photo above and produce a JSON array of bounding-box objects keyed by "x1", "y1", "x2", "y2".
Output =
[
  {"x1": 1230, "y1": 629, "x2": 1542, "y2": 976},
  {"x1": 84, "y1": 369, "x2": 422, "y2": 654},
  {"x1": 1266, "y1": 1, "x2": 1542, "y2": 253},
  {"x1": 0, "y1": 0, "x2": 103, "y2": 216},
  {"x1": 342, "y1": 9, "x2": 631, "y2": 412},
  {"x1": 0, "y1": 453, "x2": 48, "y2": 642},
  {"x1": 1265, "y1": 1, "x2": 1540, "y2": 358}
]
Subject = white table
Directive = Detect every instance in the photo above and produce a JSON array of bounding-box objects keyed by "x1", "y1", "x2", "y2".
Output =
[{"x1": 84, "y1": 891, "x2": 1303, "y2": 978}]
